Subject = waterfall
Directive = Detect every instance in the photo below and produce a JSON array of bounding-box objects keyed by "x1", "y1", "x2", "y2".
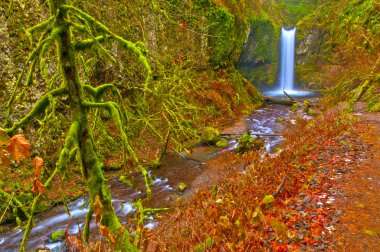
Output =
[
  {"x1": 264, "y1": 26, "x2": 314, "y2": 97},
  {"x1": 279, "y1": 27, "x2": 296, "y2": 91}
]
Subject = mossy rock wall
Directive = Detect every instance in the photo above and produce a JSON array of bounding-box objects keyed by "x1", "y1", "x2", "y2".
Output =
[{"x1": 238, "y1": 19, "x2": 279, "y2": 87}]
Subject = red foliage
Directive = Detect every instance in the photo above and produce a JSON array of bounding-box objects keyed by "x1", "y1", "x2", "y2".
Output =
[{"x1": 148, "y1": 110, "x2": 357, "y2": 250}]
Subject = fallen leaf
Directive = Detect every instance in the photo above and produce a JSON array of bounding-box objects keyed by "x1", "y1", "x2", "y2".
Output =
[
  {"x1": 33, "y1": 156, "x2": 44, "y2": 178},
  {"x1": 364, "y1": 229, "x2": 377, "y2": 236},
  {"x1": 271, "y1": 219, "x2": 290, "y2": 240},
  {"x1": 100, "y1": 225, "x2": 115, "y2": 243},
  {"x1": 0, "y1": 128, "x2": 10, "y2": 146},
  {"x1": 31, "y1": 179, "x2": 46, "y2": 195},
  {"x1": 262, "y1": 194, "x2": 275, "y2": 208},
  {"x1": 0, "y1": 149, "x2": 11, "y2": 168},
  {"x1": 93, "y1": 195, "x2": 103, "y2": 224},
  {"x1": 6, "y1": 134, "x2": 31, "y2": 162}
]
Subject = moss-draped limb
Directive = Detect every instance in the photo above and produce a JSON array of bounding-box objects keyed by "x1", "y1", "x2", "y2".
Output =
[
  {"x1": 6, "y1": 88, "x2": 68, "y2": 135},
  {"x1": 82, "y1": 101, "x2": 134, "y2": 159},
  {"x1": 21, "y1": 118, "x2": 77, "y2": 251},
  {"x1": 28, "y1": 27, "x2": 62, "y2": 63},
  {"x1": 20, "y1": 167, "x2": 59, "y2": 252},
  {"x1": 2, "y1": 71, "x2": 25, "y2": 128},
  {"x1": 57, "y1": 121, "x2": 80, "y2": 174},
  {"x1": 133, "y1": 200, "x2": 169, "y2": 247},
  {"x1": 81, "y1": 132, "x2": 136, "y2": 251},
  {"x1": 83, "y1": 83, "x2": 123, "y2": 102},
  {"x1": 83, "y1": 101, "x2": 152, "y2": 197},
  {"x1": 60, "y1": 5, "x2": 152, "y2": 86},
  {"x1": 73, "y1": 35, "x2": 109, "y2": 51},
  {"x1": 110, "y1": 33, "x2": 152, "y2": 87},
  {"x1": 83, "y1": 207, "x2": 93, "y2": 241},
  {"x1": 0, "y1": 189, "x2": 31, "y2": 219},
  {"x1": 26, "y1": 17, "x2": 54, "y2": 43},
  {"x1": 78, "y1": 17, "x2": 116, "y2": 63}
]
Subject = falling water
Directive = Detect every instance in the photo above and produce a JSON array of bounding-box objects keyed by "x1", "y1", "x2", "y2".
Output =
[
  {"x1": 279, "y1": 27, "x2": 296, "y2": 91},
  {"x1": 264, "y1": 27, "x2": 314, "y2": 97}
]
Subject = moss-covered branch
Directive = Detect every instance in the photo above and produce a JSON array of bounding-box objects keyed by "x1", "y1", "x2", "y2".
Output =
[
  {"x1": 6, "y1": 88, "x2": 68, "y2": 135},
  {"x1": 20, "y1": 120, "x2": 80, "y2": 251},
  {"x1": 20, "y1": 167, "x2": 59, "y2": 252},
  {"x1": 0, "y1": 189, "x2": 31, "y2": 219},
  {"x1": 60, "y1": 4, "x2": 152, "y2": 86},
  {"x1": 26, "y1": 17, "x2": 54, "y2": 43},
  {"x1": 82, "y1": 101, "x2": 152, "y2": 197},
  {"x1": 28, "y1": 27, "x2": 62, "y2": 63},
  {"x1": 73, "y1": 35, "x2": 109, "y2": 50},
  {"x1": 57, "y1": 121, "x2": 80, "y2": 174},
  {"x1": 83, "y1": 83, "x2": 122, "y2": 102}
]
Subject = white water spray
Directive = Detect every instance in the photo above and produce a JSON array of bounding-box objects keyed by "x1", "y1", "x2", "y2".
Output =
[{"x1": 279, "y1": 27, "x2": 296, "y2": 91}]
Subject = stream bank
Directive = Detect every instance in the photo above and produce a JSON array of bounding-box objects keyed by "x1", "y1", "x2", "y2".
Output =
[
  {"x1": 0, "y1": 102, "x2": 314, "y2": 251},
  {"x1": 148, "y1": 103, "x2": 374, "y2": 251}
]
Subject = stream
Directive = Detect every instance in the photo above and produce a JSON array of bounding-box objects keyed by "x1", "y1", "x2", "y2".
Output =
[{"x1": 0, "y1": 104, "x2": 310, "y2": 251}]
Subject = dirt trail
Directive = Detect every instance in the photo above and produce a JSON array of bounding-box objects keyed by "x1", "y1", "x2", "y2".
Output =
[{"x1": 333, "y1": 107, "x2": 380, "y2": 251}]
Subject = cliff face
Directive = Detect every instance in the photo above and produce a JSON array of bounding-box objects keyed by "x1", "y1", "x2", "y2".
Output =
[
  {"x1": 238, "y1": 19, "x2": 279, "y2": 87},
  {"x1": 0, "y1": 0, "x2": 268, "y2": 112},
  {"x1": 295, "y1": 0, "x2": 380, "y2": 109},
  {"x1": 0, "y1": 1, "x2": 47, "y2": 107}
]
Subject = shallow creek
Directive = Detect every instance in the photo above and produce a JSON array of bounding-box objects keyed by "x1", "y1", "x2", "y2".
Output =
[{"x1": 0, "y1": 104, "x2": 308, "y2": 251}]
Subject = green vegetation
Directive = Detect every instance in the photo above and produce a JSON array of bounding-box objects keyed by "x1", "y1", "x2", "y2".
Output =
[
  {"x1": 1, "y1": 0, "x2": 379, "y2": 251},
  {"x1": 237, "y1": 133, "x2": 264, "y2": 154},
  {"x1": 297, "y1": 0, "x2": 380, "y2": 110}
]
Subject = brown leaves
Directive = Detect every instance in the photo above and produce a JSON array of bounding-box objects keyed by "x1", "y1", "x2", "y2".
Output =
[
  {"x1": 100, "y1": 225, "x2": 116, "y2": 244},
  {"x1": 31, "y1": 179, "x2": 46, "y2": 196},
  {"x1": 32, "y1": 156, "x2": 44, "y2": 178},
  {"x1": 6, "y1": 134, "x2": 31, "y2": 162},
  {"x1": 93, "y1": 195, "x2": 103, "y2": 224},
  {"x1": 0, "y1": 128, "x2": 11, "y2": 168},
  {"x1": 0, "y1": 128, "x2": 10, "y2": 146},
  {"x1": 178, "y1": 22, "x2": 187, "y2": 30}
]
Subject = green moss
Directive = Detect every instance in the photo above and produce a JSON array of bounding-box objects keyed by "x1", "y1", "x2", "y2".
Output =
[
  {"x1": 178, "y1": 182, "x2": 187, "y2": 192},
  {"x1": 238, "y1": 18, "x2": 279, "y2": 86},
  {"x1": 237, "y1": 133, "x2": 264, "y2": 154},
  {"x1": 51, "y1": 229, "x2": 65, "y2": 242},
  {"x1": 276, "y1": 117, "x2": 285, "y2": 123},
  {"x1": 207, "y1": 9, "x2": 235, "y2": 67},
  {"x1": 307, "y1": 109, "x2": 317, "y2": 116},
  {"x1": 290, "y1": 103, "x2": 298, "y2": 112},
  {"x1": 303, "y1": 100, "x2": 310, "y2": 113},
  {"x1": 216, "y1": 139, "x2": 228, "y2": 148},
  {"x1": 201, "y1": 127, "x2": 221, "y2": 144}
]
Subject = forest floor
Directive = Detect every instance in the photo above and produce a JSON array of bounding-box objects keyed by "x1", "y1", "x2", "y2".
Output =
[
  {"x1": 332, "y1": 103, "x2": 380, "y2": 251},
  {"x1": 149, "y1": 103, "x2": 380, "y2": 251}
]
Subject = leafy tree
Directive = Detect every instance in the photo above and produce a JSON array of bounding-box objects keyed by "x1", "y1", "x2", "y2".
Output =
[{"x1": 3, "y1": 0, "x2": 155, "y2": 250}]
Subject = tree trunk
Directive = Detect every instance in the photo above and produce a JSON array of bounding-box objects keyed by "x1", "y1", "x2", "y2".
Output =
[{"x1": 50, "y1": 0, "x2": 134, "y2": 249}]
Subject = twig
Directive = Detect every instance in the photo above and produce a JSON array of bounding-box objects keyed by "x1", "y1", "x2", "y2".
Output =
[
  {"x1": 264, "y1": 96, "x2": 297, "y2": 105},
  {"x1": 273, "y1": 177, "x2": 287, "y2": 198},
  {"x1": 283, "y1": 90, "x2": 295, "y2": 101},
  {"x1": 0, "y1": 192, "x2": 14, "y2": 223},
  {"x1": 264, "y1": 103, "x2": 272, "y2": 111},
  {"x1": 220, "y1": 132, "x2": 281, "y2": 137}
]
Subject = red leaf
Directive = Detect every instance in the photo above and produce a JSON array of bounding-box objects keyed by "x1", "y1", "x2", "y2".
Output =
[
  {"x1": 31, "y1": 179, "x2": 46, "y2": 196},
  {"x1": 6, "y1": 134, "x2": 31, "y2": 162},
  {"x1": 179, "y1": 22, "x2": 187, "y2": 30}
]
